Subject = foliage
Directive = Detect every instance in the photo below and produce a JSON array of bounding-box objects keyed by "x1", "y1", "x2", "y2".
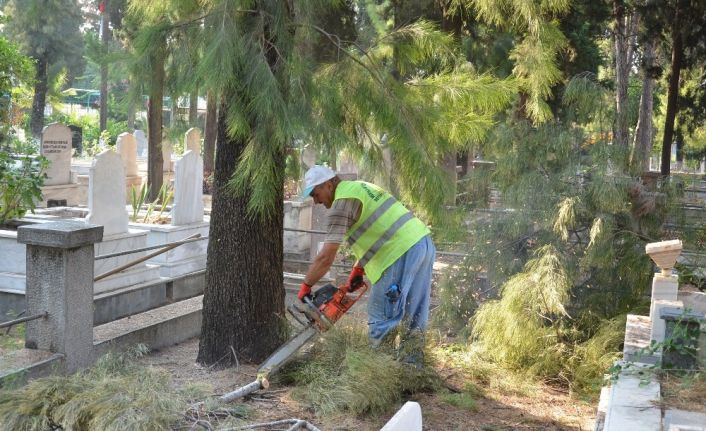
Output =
[
  {"x1": 0, "y1": 147, "x2": 47, "y2": 225},
  {"x1": 0, "y1": 345, "x2": 210, "y2": 430},
  {"x1": 129, "y1": 182, "x2": 173, "y2": 223},
  {"x1": 0, "y1": 322, "x2": 24, "y2": 352},
  {"x1": 281, "y1": 323, "x2": 440, "y2": 416}
]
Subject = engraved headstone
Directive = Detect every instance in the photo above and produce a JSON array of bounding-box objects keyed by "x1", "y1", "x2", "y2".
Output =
[
  {"x1": 41, "y1": 123, "x2": 73, "y2": 185},
  {"x1": 185, "y1": 127, "x2": 201, "y2": 155},
  {"x1": 87, "y1": 149, "x2": 128, "y2": 236},
  {"x1": 134, "y1": 129, "x2": 147, "y2": 158},
  {"x1": 116, "y1": 132, "x2": 138, "y2": 177},
  {"x1": 172, "y1": 150, "x2": 204, "y2": 225}
]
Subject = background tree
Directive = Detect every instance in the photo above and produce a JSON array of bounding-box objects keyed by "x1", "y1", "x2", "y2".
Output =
[{"x1": 3, "y1": 0, "x2": 84, "y2": 138}]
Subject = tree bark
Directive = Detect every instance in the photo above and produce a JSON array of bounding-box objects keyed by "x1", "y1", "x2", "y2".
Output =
[
  {"x1": 197, "y1": 4, "x2": 294, "y2": 365},
  {"x1": 661, "y1": 3, "x2": 684, "y2": 177},
  {"x1": 203, "y1": 90, "x2": 217, "y2": 174},
  {"x1": 196, "y1": 102, "x2": 287, "y2": 365},
  {"x1": 30, "y1": 54, "x2": 48, "y2": 139},
  {"x1": 147, "y1": 50, "x2": 165, "y2": 201},
  {"x1": 631, "y1": 39, "x2": 655, "y2": 172},
  {"x1": 613, "y1": 0, "x2": 630, "y2": 150},
  {"x1": 100, "y1": 1, "x2": 110, "y2": 132}
]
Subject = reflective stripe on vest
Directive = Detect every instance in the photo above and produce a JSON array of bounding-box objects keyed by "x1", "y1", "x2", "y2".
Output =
[{"x1": 334, "y1": 181, "x2": 430, "y2": 283}]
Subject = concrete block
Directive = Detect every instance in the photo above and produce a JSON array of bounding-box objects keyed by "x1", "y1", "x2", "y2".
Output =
[
  {"x1": 18, "y1": 220, "x2": 103, "y2": 249},
  {"x1": 93, "y1": 280, "x2": 168, "y2": 325},
  {"x1": 650, "y1": 273, "x2": 679, "y2": 321},
  {"x1": 664, "y1": 409, "x2": 706, "y2": 431},
  {"x1": 651, "y1": 300, "x2": 683, "y2": 344},
  {"x1": 603, "y1": 364, "x2": 661, "y2": 431}
]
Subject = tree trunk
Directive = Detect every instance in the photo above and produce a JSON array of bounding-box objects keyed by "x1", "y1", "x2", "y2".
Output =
[
  {"x1": 203, "y1": 90, "x2": 217, "y2": 174},
  {"x1": 30, "y1": 55, "x2": 48, "y2": 139},
  {"x1": 661, "y1": 4, "x2": 684, "y2": 177},
  {"x1": 198, "y1": 3, "x2": 294, "y2": 366},
  {"x1": 147, "y1": 50, "x2": 165, "y2": 201},
  {"x1": 613, "y1": 0, "x2": 630, "y2": 150},
  {"x1": 196, "y1": 102, "x2": 287, "y2": 365},
  {"x1": 631, "y1": 39, "x2": 655, "y2": 172},
  {"x1": 100, "y1": 1, "x2": 110, "y2": 132},
  {"x1": 189, "y1": 87, "x2": 198, "y2": 127}
]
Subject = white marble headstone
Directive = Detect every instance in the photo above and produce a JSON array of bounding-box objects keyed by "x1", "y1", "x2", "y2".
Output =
[
  {"x1": 172, "y1": 150, "x2": 204, "y2": 226},
  {"x1": 134, "y1": 129, "x2": 148, "y2": 158},
  {"x1": 301, "y1": 147, "x2": 317, "y2": 169},
  {"x1": 185, "y1": 127, "x2": 201, "y2": 155},
  {"x1": 40, "y1": 123, "x2": 73, "y2": 185},
  {"x1": 116, "y1": 132, "x2": 138, "y2": 177},
  {"x1": 87, "y1": 149, "x2": 129, "y2": 236},
  {"x1": 162, "y1": 140, "x2": 173, "y2": 172}
]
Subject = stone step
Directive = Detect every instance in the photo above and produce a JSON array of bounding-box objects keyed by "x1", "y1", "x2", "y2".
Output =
[{"x1": 603, "y1": 363, "x2": 661, "y2": 431}]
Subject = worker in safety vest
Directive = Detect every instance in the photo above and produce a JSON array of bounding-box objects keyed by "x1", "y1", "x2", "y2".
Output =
[{"x1": 298, "y1": 165, "x2": 435, "y2": 356}]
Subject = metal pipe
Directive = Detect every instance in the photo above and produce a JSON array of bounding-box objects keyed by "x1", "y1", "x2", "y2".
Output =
[
  {"x1": 95, "y1": 235, "x2": 208, "y2": 260},
  {"x1": 283, "y1": 227, "x2": 327, "y2": 234},
  {"x1": 94, "y1": 233, "x2": 201, "y2": 282},
  {"x1": 0, "y1": 312, "x2": 47, "y2": 329}
]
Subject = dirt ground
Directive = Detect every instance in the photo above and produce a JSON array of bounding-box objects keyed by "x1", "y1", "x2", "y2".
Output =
[{"x1": 138, "y1": 337, "x2": 596, "y2": 431}]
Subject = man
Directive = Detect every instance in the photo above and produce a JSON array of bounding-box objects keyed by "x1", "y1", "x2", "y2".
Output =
[{"x1": 298, "y1": 165, "x2": 436, "y2": 351}]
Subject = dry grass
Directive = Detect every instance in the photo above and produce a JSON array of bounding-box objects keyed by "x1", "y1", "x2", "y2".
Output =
[
  {"x1": 660, "y1": 371, "x2": 706, "y2": 413},
  {"x1": 280, "y1": 322, "x2": 441, "y2": 416},
  {"x1": 0, "y1": 345, "x2": 249, "y2": 430}
]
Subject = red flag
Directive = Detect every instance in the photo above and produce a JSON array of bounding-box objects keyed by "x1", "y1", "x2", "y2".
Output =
[{"x1": 98, "y1": 1, "x2": 105, "y2": 14}]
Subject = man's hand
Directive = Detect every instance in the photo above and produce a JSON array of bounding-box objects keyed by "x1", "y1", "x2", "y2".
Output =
[
  {"x1": 297, "y1": 282, "x2": 312, "y2": 302},
  {"x1": 347, "y1": 265, "x2": 365, "y2": 291}
]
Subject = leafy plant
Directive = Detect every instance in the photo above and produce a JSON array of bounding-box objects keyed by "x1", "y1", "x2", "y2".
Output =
[
  {"x1": 0, "y1": 150, "x2": 47, "y2": 225},
  {"x1": 129, "y1": 184, "x2": 148, "y2": 222},
  {"x1": 130, "y1": 182, "x2": 174, "y2": 223}
]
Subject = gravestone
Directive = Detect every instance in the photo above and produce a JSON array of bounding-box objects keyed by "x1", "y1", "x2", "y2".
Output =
[
  {"x1": 162, "y1": 140, "x2": 173, "y2": 172},
  {"x1": 116, "y1": 132, "x2": 138, "y2": 177},
  {"x1": 172, "y1": 150, "x2": 204, "y2": 225},
  {"x1": 41, "y1": 123, "x2": 73, "y2": 185},
  {"x1": 134, "y1": 129, "x2": 147, "y2": 158},
  {"x1": 185, "y1": 127, "x2": 201, "y2": 155},
  {"x1": 87, "y1": 149, "x2": 128, "y2": 236}
]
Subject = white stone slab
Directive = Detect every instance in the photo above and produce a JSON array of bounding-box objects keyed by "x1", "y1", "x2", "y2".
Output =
[
  {"x1": 651, "y1": 300, "x2": 683, "y2": 343},
  {"x1": 603, "y1": 364, "x2": 661, "y2": 431},
  {"x1": 41, "y1": 123, "x2": 73, "y2": 185},
  {"x1": 134, "y1": 129, "x2": 147, "y2": 158},
  {"x1": 185, "y1": 127, "x2": 201, "y2": 155},
  {"x1": 117, "y1": 132, "x2": 138, "y2": 177},
  {"x1": 162, "y1": 141, "x2": 173, "y2": 172},
  {"x1": 172, "y1": 151, "x2": 204, "y2": 226},
  {"x1": 665, "y1": 409, "x2": 706, "y2": 431},
  {"x1": 650, "y1": 273, "x2": 679, "y2": 321},
  {"x1": 87, "y1": 150, "x2": 129, "y2": 236},
  {"x1": 380, "y1": 401, "x2": 422, "y2": 431}
]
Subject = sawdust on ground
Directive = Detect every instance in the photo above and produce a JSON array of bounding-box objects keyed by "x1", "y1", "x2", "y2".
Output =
[{"x1": 138, "y1": 337, "x2": 596, "y2": 431}]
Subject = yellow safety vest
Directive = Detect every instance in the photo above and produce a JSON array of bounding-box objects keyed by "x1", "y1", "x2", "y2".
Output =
[{"x1": 334, "y1": 181, "x2": 430, "y2": 283}]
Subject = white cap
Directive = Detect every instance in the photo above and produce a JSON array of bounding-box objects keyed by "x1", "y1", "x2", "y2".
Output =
[{"x1": 302, "y1": 165, "x2": 336, "y2": 197}]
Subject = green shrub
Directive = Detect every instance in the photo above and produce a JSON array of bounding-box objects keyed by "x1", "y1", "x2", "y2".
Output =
[{"x1": 0, "y1": 149, "x2": 47, "y2": 225}]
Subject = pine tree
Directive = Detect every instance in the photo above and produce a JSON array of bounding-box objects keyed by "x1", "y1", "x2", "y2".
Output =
[{"x1": 3, "y1": 0, "x2": 84, "y2": 138}]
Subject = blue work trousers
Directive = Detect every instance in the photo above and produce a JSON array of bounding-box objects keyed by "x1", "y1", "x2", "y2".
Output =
[{"x1": 367, "y1": 235, "x2": 435, "y2": 345}]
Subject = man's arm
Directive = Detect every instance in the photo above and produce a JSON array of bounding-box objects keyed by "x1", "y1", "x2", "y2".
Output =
[{"x1": 303, "y1": 242, "x2": 340, "y2": 286}]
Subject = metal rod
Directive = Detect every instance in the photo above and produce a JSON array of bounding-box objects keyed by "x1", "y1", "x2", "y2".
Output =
[
  {"x1": 94, "y1": 233, "x2": 201, "y2": 282},
  {"x1": 283, "y1": 258, "x2": 350, "y2": 268},
  {"x1": 95, "y1": 235, "x2": 208, "y2": 260},
  {"x1": 283, "y1": 227, "x2": 327, "y2": 234},
  {"x1": 0, "y1": 312, "x2": 47, "y2": 329}
]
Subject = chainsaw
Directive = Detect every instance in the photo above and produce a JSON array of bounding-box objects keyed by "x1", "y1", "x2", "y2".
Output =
[{"x1": 220, "y1": 278, "x2": 369, "y2": 402}]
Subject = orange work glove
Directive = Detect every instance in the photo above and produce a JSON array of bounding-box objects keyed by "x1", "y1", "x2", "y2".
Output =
[
  {"x1": 297, "y1": 282, "x2": 312, "y2": 302},
  {"x1": 347, "y1": 265, "x2": 365, "y2": 291}
]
